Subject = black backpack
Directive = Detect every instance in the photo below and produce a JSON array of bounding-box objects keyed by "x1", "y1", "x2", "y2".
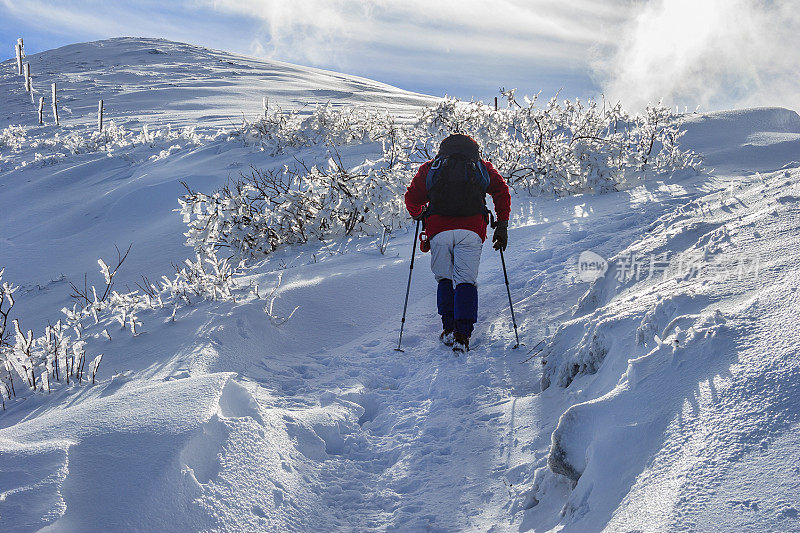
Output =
[{"x1": 425, "y1": 135, "x2": 491, "y2": 218}]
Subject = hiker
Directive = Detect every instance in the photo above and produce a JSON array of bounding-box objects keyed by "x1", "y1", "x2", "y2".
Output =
[{"x1": 404, "y1": 134, "x2": 511, "y2": 353}]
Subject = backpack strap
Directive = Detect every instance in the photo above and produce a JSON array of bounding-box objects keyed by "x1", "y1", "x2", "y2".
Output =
[
  {"x1": 425, "y1": 156, "x2": 446, "y2": 192},
  {"x1": 473, "y1": 160, "x2": 491, "y2": 192},
  {"x1": 473, "y1": 161, "x2": 491, "y2": 222}
]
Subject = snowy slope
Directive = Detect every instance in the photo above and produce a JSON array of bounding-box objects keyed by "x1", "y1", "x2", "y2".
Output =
[
  {"x1": 1, "y1": 37, "x2": 437, "y2": 131},
  {"x1": 532, "y1": 159, "x2": 800, "y2": 531},
  {"x1": 2, "y1": 38, "x2": 800, "y2": 532}
]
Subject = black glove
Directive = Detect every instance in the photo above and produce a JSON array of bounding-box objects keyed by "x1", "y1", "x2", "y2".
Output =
[
  {"x1": 411, "y1": 208, "x2": 427, "y2": 221},
  {"x1": 492, "y1": 221, "x2": 508, "y2": 251}
]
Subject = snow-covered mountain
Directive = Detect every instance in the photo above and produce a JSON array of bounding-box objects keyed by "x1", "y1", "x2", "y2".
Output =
[
  {"x1": 1, "y1": 37, "x2": 437, "y2": 130},
  {"x1": 2, "y1": 38, "x2": 800, "y2": 532}
]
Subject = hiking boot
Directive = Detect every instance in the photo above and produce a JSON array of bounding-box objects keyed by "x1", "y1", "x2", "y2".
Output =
[
  {"x1": 440, "y1": 330, "x2": 454, "y2": 347},
  {"x1": 452, "y1": 332, "x2": 470, "y2": 354}
]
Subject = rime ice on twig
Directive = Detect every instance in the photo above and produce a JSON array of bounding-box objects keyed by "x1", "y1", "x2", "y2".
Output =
[{"x1": 264, "y1": 273, "x2": 300, "y2": 326}]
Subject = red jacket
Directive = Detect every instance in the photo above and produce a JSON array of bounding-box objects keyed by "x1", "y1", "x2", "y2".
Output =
[{"x1": 404, "y1": 160, "x2": 511, "y2": 241}]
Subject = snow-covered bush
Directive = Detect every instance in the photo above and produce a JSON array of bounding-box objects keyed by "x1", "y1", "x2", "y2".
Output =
[
  {"x1": 52, "y1": 122, "x2": 211, "y2": 156},
  {"x1": 0, "y1": 269, "x2": 97, "y2": 406},
  {"x1": 0, "y1": 125, "x2": 26, "y2": 151},
  {"x1": 0, "y1": 243, "x2": 241, "y2": 410},
  {"x1": 242, "y1": 103, "x2": 398, "y2": 156},
  {"x1": 2, "y1": 122, "x2": 219, "y2": 170},
  {"x1": 161, "y1": 250, "x2": 236, "y2": 306},
  {"x1": 413, "y1": 91, "x2": 700, "y2": 195},
  {"x1": 183, "y1": 92, "x2": 700, "y2": 263},
  {"x1": 179, "y1": 151, "x2": 408, "y2": 262}
]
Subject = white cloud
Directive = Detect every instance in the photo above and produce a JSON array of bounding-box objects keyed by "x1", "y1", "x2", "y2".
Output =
[
  {"x1": 197, "y1": 0, "x2": 629, "y2": 66},
  {"x1": 593, "y1": 0, "x2": 800, "y2": 111}
]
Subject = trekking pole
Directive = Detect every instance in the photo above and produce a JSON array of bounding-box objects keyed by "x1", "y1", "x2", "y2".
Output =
[
  {"x1": 396, "y1": 218, "x2": 421, "y2": 352},
  {"x1": 499, "y1": 247, "x2": 520, "y2": 349},
  {"x1": 491, "y1": 213, "x2": 520, "y2": 349}
]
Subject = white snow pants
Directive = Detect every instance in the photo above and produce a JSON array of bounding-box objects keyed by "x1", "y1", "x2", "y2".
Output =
[{"x1": 429, "y1": 229, "x2": 483, "y2": 285}]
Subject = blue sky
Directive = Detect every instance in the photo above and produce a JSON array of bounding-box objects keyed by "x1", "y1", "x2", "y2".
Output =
[{"x1": 2, "y1": 0, "x2": 798, "y2": 111}]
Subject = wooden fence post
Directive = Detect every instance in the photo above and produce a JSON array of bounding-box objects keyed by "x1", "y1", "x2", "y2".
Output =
[
  {"x1": 263, "y1": 96, "x2": 268, "y2": 117},
  {"x1": 15, "y1": 43, "x2": 23, "y2": 75},
  {"x1": 494, "y1": 96, "x2": 498, "y2": 111},
  {"x1": 24, "y1": 63, "x2": 31, "y2": 92},
  {"x1": 38, "y1": 97, "x2": 44, "y2": 125},
  {"x1": 51, "y1": 83, "x2": 59, "y2": 125},
  {"x1": 97, "y1": 100, "x2": 104, "y2": 131}
]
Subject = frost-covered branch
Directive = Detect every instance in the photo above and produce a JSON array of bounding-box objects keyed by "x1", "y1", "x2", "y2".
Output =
[
  {"x1": 264, "y1": 273, "x2": 300, "y2": 326},
  {"x1": 0, "y1": 269, "x2": 16, "y2": 347}
]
